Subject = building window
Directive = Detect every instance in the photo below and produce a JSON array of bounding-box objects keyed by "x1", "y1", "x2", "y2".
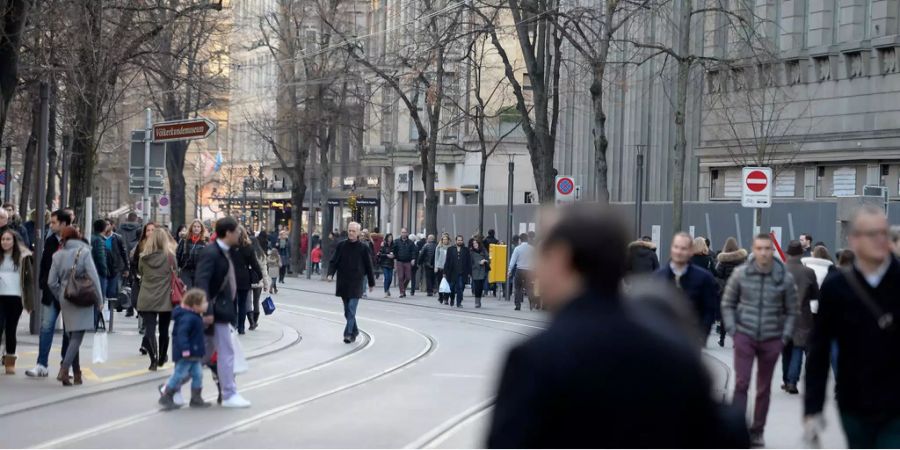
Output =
[
  {"x1": 879, "y1": 47, "x2": 898, "y2": 74},
  {"x1": 785, "y1": 60, "x2": 802, "y2": 85},
  {"x1": 845, "y1": 52, "x2": 865, "y2": 78},
  {"x1": 774, "y1": 169, "x2": 797, "y2": 197},
  {"x1": 814, "y1": 56, "x2": 832, "y2": 81},
  {"x1": 443, "y1": 191, "x2": 456, "y2": 205},
  {"x1": 832, "y1": 166, "x2": 857, "y2": 196},
  {"x1": 706, "y1": 70, "x2": 721, "y2": 92}
]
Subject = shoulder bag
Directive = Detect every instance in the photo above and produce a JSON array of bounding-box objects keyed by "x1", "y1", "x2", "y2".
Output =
[
  {"x1": 841, "y1": 268, "x2": 895, "y2": 332},
  {"x1": 64, "y1": 248, "x2": 100, "y2": 307},
  {"x1": 169, "y1": 254, "x2": 186, "y2": 305}
]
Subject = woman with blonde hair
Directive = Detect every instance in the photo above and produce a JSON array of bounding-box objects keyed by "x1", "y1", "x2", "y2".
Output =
[
  {"x1": 176, "y1": 219, "x2": 207, "y2": 289},
  {"x1": 434, "y1": 234, "x2": 451, "y2": 304},
  {"x1": 689, "y1": 237, "x2": 715, "y2": 274},
  {"x1": 137, "y1": 228, "x2": 177, "y2": 371}
]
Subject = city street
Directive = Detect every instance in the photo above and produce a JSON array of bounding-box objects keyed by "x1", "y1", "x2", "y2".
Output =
[{"x1": 0, "y1": 276, "x2": 845, "y2": 448}]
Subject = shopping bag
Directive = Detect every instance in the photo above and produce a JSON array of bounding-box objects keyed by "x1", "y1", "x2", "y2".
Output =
[
  {"x1": 231, "y1": 327, "x2": 249, "y2": 374},
  {"x1": 92, "y1": 332, "x2": 108, "y2": 364},
  {"x1": 439, "y1": 277, "x2": 451, "y2": 294},
  {"x1": 262, "y1": 296, "x2": 276, "y2": 315}
]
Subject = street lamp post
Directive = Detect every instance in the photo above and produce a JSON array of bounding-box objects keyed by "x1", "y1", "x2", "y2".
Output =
[
  {"x1": 506, "y1": 153, "x2": 514, "y2": 301},
  {"x1": 634, "y1": 145, "x2": 646, "y2": 238}
]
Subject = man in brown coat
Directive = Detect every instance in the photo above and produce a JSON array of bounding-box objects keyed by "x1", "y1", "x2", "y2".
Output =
[{"x1": 781, "y1": 240, "x2": 820, "y2": 394}]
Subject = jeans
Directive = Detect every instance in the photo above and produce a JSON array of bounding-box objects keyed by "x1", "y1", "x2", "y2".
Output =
[
  {"x1": 0, "y1": 295, "x2": 24, "y2": 354},
  {"x1": 235, "y1": 290, "x2": 250, "y2": 333},
  {"x1": 37, "y1": 301, "x2": 72, "y2": 369},
  {"x1": 786, "y1": 346, "x2": 805, "y2": 385},
  {"x1": 342, "y1": 298, "x2": 359, "y2": 338},
  {"x1": 396, "y1": 262, "x2": 412, "y2": 295},
  {"x1": 411, "y1": 265, "x2": 418, "y2": 294},
  {"x1": 101, "y1": 275, "x2": 120, "y2": 298},
  {"x1": 450, "y1": 275, "x2": 465, "y2": 306},
  {"x1": 166, "y1": 359, "x2": 203, "y2": 391},
  {"x1": 383, "y1": 267, "x2": 394, "y2": 293},
  {"x1": 424, "y1": 267, "x2": 435, "y2": 295},
  {"x1": 733, "y1": 333, "x2": 783, "y2": 434},
  {"x1": 841, "y1": 413, "x2": 900, "y2": 448},
  {"x1": 214, "y1": 323, "x2": 237, "y2": 400}
]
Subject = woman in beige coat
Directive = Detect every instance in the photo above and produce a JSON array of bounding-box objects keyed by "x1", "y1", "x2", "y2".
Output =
[{"x1": 137, "y1": 228, "x2": 176, "y2": 371}]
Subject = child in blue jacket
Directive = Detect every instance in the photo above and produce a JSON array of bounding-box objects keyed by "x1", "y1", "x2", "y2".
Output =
[{"x1": 159, "y1": 289, "x2": 209, "y2": 410}]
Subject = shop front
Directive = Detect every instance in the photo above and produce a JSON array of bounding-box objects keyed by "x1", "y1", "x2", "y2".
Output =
[{"x1": 326, "y1": 196, "x2": 381, "y2": 232}]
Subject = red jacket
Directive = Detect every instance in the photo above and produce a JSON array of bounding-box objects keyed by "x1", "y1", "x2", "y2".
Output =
[{"x1": 311, "y1": 247, "x2": 322, "y2": 263}]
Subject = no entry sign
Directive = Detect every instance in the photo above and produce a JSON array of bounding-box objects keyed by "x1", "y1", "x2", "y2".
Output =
[{"x1": 742, "y1": 167, "x2": 772, "y2": 208}]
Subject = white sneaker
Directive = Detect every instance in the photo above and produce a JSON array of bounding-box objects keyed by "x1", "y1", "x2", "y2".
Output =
[
  {"x1": 26, "y1": 364, "x2": 48, "y2": 377},
  {"x1": 221, "y1": 393, "x2": 251, "y2": 408},
  {"x1": 159, "y1": 384, "x2": 186, "y2": 406}
]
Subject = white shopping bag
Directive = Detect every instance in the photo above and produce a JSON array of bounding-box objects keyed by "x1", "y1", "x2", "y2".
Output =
[
  {"x1": 439, "y1": 277, "x2": 451, "y2": 294},
  {"x1": 92, "y1": 332, "x2": 108, "y2": 364},
  {"x1": 231, "y1": 326, "x2": 249, "y2": 374}
]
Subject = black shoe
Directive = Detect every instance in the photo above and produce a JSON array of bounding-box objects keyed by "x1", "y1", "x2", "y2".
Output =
[
  {"x1": 343, "y1": 336, "x2": 351, "y2": 344},
  {"x1": 457, "y1": 304, "x2": 462, "y2": 308},
  {"x1": 249, "y1": 322, "x2": 259, "y2": 331},
  {"x1": 148, "y1": 362, "x2": 158, "y2": 371},
  {"x1": 514, "y1": 305, "x2": 521, "y2": 311},
  {"x1": 125, "y1": 310, "x2": 135, "y2": 318},
  {"x1": 140, "y1": 346, "x2": 148, "y2": 355},
  {"x1": 350, "y1": 333, "x2": 358, "y2": 343},
  {"x1": 785, "y1": 384, "x2": 799, "y2": 395},
  {"x1": 158, "y1": 389, "x2": 180, "y2": 410},
  {"x1": 157, "y1": 356, "x2": 168, "y2": 367}
]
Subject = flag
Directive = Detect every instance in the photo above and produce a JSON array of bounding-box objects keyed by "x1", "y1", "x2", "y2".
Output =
[
  {"x1": 214, "y1": 149, "x2": 223, "y2": 172},
  {"x1": 201, "y1": 150, "x2": 216, "y2": 177}
]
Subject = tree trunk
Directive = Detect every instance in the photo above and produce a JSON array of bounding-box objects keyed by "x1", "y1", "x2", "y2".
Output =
[
  {"x1": 166, "y1": 139, "x2": 188, "y2": 229},
  {"x1": 420, "y1": 138, "x2": 436, "y2": 236},
  {"x1": 591, "y1": 62, "x2": 610, "y2": 204},
  {"x1": 68, "y1": 88, "x2": 101, "y2": 222},
  {"x1": 0, "y1": 0, "x2": 29, "y2": 147},
  {"x1": 672, "y1": 0, "x2": 692, "y2": 233},
  {"x1": 19, "y1": 84, "x2": 38, "y2": 215},
  {"x1": 289, "y1": 180, "x2": 306, "y2": 276},
  {"x1": 46, "y1": 77, "x2": 57, "y2": 209}
]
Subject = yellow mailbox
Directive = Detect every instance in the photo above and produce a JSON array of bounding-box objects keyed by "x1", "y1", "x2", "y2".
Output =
[{"x1": 488, "y1": 244, "x2": 507, "y2": 283}]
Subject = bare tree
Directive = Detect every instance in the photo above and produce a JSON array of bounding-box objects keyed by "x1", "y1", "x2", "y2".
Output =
[{"x1": 0, "y1": 0, "x2": 31, "y2": 146}]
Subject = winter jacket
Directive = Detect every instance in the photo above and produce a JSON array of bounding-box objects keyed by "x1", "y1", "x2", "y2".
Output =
[
  {"x1": 106, "y1": 233, "x2": 129, "y2": 275},
  {"x1": 327, "y1": 239, "x2": 375, "y2": 300},
  {"x1": 784, "y1": 257, "x2": 819, "y2": 347},
  {"x1": 194, "y1": 242, "x2": 236, "y2": 324},
  {"x1": 118, "y1": 222, "x2": 142, "y2": 256},
  {"x1": 721, "y1": 258, "x2": 798, "y2": 342},
  {"x1": 470, "y1": 248, "x2": 490, "y2": 281},
  {"x1": 137, "y1": 250, "x2": 175, "y2": 313},
  {"x1": 171, "y1": 306, "x2": 205, "y2": 362},
  {"x1": 714, "y1": 249, "x2": 748, "y2": 285},
  {"x1": 176, "y1": 236, "x2": 206, "y2": 272},
  {"x1": 377, "y1": 243, "x2": 395, "y2": 269},
  {"x1": 311, "y1": 247, "x2": 323, "y2": 263},
  {"x1": 483, "y1": 235, "x2": 498, "y2": 252},
  {"x1": 434, "y1": 244, "x2": 449, "y2": 270},
  {"x1": 801, "y1": 256, "x2": 833, "y2": 288},
  {"x1": 371, "y1": 233, "x2": 384, "y2": 256},
  {"x1": 488, "y1": 291, "x2": 749, "y2": 448},
  {"x1": 626, "y1": 240, "x2": 659, "y2": 274},
  {"x1": 805, "y1": 258, "x2": 900, "y2": 418},
  {"x1": 443, "y1": 245, "x2": 472, "y2": 281},
  {"x1": 392, "y1": 237, "x2": 418, "y2": 263},
  {"x1": 231, "y1": 244, "x2": 263, "y2": 290},
  {"x1": 266, "y1": 251, "x2": 281, "y2": 276},
  {"x1": 47, "y1": 240, "x2": 104, "y2": 332},
  {"x1": 418, "y1": 242, "x2": 437, "y2": 269},
  {"x1": 690, "y1": 254, "x2": 715, "y2": 275},
  {"x1": 39, "y1": 233, "x2": 60, "y2": 306},
  {"x1": 90, "y1": 234, "x2": 110, "y2": 278},
  {"x1": 14, "y1": 251, "x2": 35, "y2": 312},
  {"x1": 655, "y1": 263, "x2": 720, "y2": 335}
]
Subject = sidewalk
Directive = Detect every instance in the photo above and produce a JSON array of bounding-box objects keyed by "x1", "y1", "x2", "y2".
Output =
[
  {"x1": 704, "y1": 339, "x2": 846, "y2": 448},
  {"x1": 0, "y1": 304, "x2": 297, "y2": 414}
]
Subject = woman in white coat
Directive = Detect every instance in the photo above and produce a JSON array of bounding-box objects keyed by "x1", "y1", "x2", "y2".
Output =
[{"x1": 47, "y1": 226, "x2": 104, "y2": 386}]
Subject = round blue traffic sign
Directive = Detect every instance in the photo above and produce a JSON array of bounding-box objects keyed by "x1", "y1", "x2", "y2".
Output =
[{"x1": 557, "y1": 177, "x2": 574, "y2": 195}]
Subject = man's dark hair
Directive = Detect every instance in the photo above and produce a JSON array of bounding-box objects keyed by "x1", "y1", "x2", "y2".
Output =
[
  {"x1": 814, "y1": 241, "x2": 826, "y2": 248},
  {"x1": 704, "y1": 237, "x2": 711, "y2": 249},
  {"x1": 800, "y1": 233, "x2": 812, "y2": 242},
  {"x1": 92, "y1": 219, "x2": 107, "y2": 234},
  {"x1": 488, "y1": 229, "x2": 495, "y2": 237},
  {"x1": 753, "y1": 233, "x2": 772, "y2": 242},
  {"x1": 641, "y1": 236, "x2": 652, "y2": 242},
  {"x1": 51, "y1": 209, "x2": 73, "y2": 226},
  {"x1": 373, "y1": 227, "x2": 380, "y2": 233},
  {"x1": 127, "y1": 212, "x2": 138, "y2": 222},
  {"x1": 215, "y1": 217, "x2": 238, "y2": 237},
  {"x1": 519, "y1": 233, "x2": 529, "y2": 243},
  {"x1": 541, "y1": 204, "x2": 629, "y2": 295}
]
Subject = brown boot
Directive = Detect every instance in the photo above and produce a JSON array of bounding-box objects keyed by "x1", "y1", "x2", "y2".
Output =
[
  {"x1": 3, "y1": 355, "x2": 15, "y2": 375},
  {"x1": 57, "y1": 367, "x2": 72, "y2": 386},
  {"x1": 73, "y1": 369, "x2": 83, "y2": 385}
]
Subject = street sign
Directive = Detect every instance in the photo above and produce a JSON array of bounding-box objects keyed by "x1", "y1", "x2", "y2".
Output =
[
  {"x1": 129, "y1": 130, "x2": 166, "y2": 195},
  {"x1": 741, "y1": 167, "x2": 772, "y2": 208},
  {"x1": 158, "y1": 194, "x2": 171, "y2": 215},
  {"x1": 555, "y1": 176, "x2": 575, "y2": 205},
  {"x1": 152, "y1": 117, "x2": 216, "y2": 143}
]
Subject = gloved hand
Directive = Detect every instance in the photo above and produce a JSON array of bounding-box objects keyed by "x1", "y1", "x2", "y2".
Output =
[{"x1": 803, "y1": 414, "x2": 825, "y2": 448}]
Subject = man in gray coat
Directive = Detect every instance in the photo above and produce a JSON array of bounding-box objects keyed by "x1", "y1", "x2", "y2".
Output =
[{"x1": 721, "y1": 233, "x2": 798, "y2": 448}]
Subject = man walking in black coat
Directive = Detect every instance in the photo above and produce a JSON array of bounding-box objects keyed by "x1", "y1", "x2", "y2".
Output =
[
  {"x1": 328, "y1": 222, "x2": 375, "y2": 343},
  {"x1": 655, "y1": 232, "x2": 720, "y2": 344},
  {"x1": 805, "y1": 205, "x2": 900, "y2": 448},
  {"x1": 391, "y1": 228, "x2": 417, "y2": 298},
  {"x1": 487, "y1": 205, "x2": 747, "y2": 448},
  {"x1": 194, "y1": 217, "x2": 251, "y2": 408},
  {"x1": 443, "y1": 235, "x2": 471, "y2": 308}
]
